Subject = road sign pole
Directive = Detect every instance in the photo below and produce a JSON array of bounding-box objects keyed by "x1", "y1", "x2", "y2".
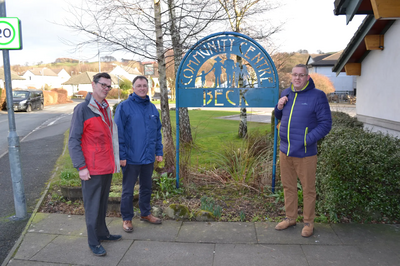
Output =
[{"x1": 1, "y1": 0, "x2": 27, "y2": 220}]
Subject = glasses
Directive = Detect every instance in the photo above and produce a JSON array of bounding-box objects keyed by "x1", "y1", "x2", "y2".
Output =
[
  {"x1": 97, "y1": 82, "x2": 112, "y2": 90},
  {"x1": 291, "y1": 73, "x2": 308, "y2": 78}
]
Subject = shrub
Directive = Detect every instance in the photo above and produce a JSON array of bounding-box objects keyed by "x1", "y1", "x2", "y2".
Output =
[
  {"x1": 310, "y1": 73, "x2": 335, "y2": 94},
  {"x1": 76, "y1": 90, "x2": 88, "y2": 98},
  {"x1": 316, "y1": 126, "x2": 400, "y2": 223},
  {"x1": 51, "y1": 88, "x2": 70, "y2": 104},
  {"x1": 331, "y1": 111, "x2": 363, "y2": 128},
  {"x1": 0, "y1": 88, "x2": 5, "y2": 110}
]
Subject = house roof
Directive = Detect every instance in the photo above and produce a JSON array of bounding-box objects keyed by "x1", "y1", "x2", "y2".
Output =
[
  {"x1": 62, "y1": 72, "x2": 119, "y2": 85},
  {"x1": 121, "y1": 66, "x2": 142, "y2": 75},
  {"x1": 0, "y1": 71, "x2": 25, "y2": 80},
  {"x1": 307, "y1": 52, "x2": 342, "y2": 67},
  {"x1": 26, "y1": 68, "x2": 58, "y2": 77},
  {"x1": 51, "y1": 68, "x2": 69, "y2": 75},
  {"x1": 333, "y1": 0, "x2": 373, "y2": 24},
  {"x1": 332, "y1": 14, "x2": 395, "y2": 75}
]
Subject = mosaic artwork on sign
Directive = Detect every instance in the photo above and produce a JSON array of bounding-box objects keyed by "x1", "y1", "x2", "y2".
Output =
[{"x1": 176, "y1": 32, "x2": 279, "y2": 108}]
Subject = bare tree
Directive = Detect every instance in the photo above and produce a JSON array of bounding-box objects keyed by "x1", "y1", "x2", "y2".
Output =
[
  {"x1": 165, "y1": 0, "x2": 224, "y2": 143},
  {"x1": 155, "y1": 0, "x2": 175, "y2": 172},
  {"x1": 216, "y1": 0, "x2": 283, "y2": 138},
  {"x1": 65, "y1": 0, "x2": 225, "y2": 168}
]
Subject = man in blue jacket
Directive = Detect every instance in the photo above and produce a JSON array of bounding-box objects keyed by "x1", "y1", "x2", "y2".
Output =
[
  {"x1": 114, "y1": 76, "x2": 163, "y2": 233},
  {"x1": 274, "y1": 64, "x2": 332, "y2": 237}
]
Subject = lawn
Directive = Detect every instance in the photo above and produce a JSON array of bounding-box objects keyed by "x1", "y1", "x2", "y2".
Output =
[{"x1": 169, "y1": 109, "x2": 271, "y2": 168}]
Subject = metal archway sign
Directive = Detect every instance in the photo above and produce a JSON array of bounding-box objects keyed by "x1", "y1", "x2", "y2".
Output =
[{"x1": 175, "y1": 31, "x2": 279, "y2": 191}]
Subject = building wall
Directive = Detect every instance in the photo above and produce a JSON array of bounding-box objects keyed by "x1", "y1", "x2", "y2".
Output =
[
  {"x1": 309, "y1": 66, "x2": 356, "y2": 93},
  {"x1": 356, "y1": 20, "x2": 400, "y2": 137}
]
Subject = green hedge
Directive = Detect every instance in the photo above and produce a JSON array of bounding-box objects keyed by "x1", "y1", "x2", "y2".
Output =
[{"x1": 316, "y1": 121, "x2": 400, "y2": 223}]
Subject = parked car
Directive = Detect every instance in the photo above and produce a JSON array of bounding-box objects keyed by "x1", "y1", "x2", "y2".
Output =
[{"x1": 12, "y1": 89, "x2": 44, "y2": 112}]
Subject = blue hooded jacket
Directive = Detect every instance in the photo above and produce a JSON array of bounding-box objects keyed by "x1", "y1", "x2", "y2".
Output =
[
  {"x1": 114, "y1": 93, "x2": 163, "y2": 165},
  {"x1": 274, "y1": 77, "x2": 332, "y2": 158}
]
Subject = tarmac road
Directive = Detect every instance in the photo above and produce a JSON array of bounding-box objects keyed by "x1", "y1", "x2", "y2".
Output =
[{"x1": 0, "y1": 103, "x2": 76, "y2": 264}]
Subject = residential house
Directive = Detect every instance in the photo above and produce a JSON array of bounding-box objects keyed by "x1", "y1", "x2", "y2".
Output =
[
  {"x1": 110, "y1": 65, "x2": 141, "y2": 83},
  {"x1": 0, "y1": 71, "x2": 25, "y2": 89},
  {"x1": 62, "y1": 71, "x2": 119, "y2": 96},
  {"x1": 306, "y1": 52, "x2": 356, "y2": 94},
  {"x1": 52, "y1": 68, "x2": 71, "y2": 88},
  {"x1": 19, "y1": 68, "x2": 59, "y2": 89},
  {"x1": 332, "y1": 0, "x2": 400, "y2": 138}
]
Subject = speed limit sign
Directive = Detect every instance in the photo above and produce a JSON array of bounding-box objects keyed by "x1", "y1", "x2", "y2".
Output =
[{"x1": 0, "y1": 17, "x2": 22, "y2": 50}]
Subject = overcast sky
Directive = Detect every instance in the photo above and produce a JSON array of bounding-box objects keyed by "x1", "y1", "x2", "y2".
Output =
[{"x1": 0, "y1": 0, "x2": 365, "y2": 66}]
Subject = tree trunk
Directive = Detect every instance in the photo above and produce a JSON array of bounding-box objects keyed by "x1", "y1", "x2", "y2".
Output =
[
  {"x1": 155, "y1": 0, "x2": 175, "y2": 173},
  {"x1": 168, "y1": 0, "x2": 193, "y2": 144},
  {"x1": 237, "y1": 55, "x2": 247, "y2": 138}
]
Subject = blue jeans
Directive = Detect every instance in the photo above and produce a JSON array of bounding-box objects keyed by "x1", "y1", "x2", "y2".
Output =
[{"x1": 120, "y1": 163, "x2": 154, "y2": 220}]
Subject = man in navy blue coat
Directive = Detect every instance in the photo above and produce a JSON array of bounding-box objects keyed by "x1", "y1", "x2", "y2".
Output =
[
  {"x1": 114, "y1": 76, "x2": 163, "y2": 233},
  {"x1": 274, "y1": 64, "x2": 332, "y2": 237}
]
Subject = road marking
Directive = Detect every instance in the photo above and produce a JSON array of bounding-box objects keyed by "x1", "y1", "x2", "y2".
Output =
[{"x1": 0, "y1": 113, "x2": 72, "y2": 159}]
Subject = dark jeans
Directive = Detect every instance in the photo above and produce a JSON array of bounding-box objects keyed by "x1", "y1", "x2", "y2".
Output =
[
  {"x1": 81, "y1": 174, "x2": 112, "y2": 246},
  {"x1": 120, "y1": 163, "x2": 154, "y2": 221}
]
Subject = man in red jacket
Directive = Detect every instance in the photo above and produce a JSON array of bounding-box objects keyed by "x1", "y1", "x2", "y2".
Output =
[
  {"x1": 69, "y1": 72, "x2": 121, "y2": 256},
  {"x1": 274, "y1": 64, "x2": 332, "y2": 238}
]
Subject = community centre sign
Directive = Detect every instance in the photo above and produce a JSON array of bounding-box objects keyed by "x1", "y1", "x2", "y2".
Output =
[
  {"x1": 176, "y1": 31, "x2": 279, "y2": 108},
  {"x1": 175, "y1": 32, "x2": 280, "y2": 191}
]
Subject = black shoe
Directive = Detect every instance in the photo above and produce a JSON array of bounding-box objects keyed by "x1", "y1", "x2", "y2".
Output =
[
  {"x1": 89, "y1": 244, "x2": 106, "y2": 256},
  {"x1": 99, "y1": 234, "x2": 122, "y2": 242}
]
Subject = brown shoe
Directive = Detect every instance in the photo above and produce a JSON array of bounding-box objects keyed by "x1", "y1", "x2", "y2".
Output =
[
  {"x1": 301, "y1": 223, "x2": 314, "y2": 237},
  {"x1": 275, "y1": 218, "x2": 296, "y2": 230},
  {"x1": 122, "y1": 220, "x2": 133, "y2": 233},
  {"x1": 140, "y1": 214, "x2": 162, "y2": 224}
]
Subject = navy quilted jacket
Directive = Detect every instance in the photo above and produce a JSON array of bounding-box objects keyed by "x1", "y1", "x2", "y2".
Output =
[{"x1": 274, "y1": 78, "x2": 332, "y2": 158}]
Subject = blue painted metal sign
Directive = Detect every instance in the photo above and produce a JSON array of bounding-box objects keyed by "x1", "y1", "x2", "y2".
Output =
[{"x1": 175, "y1": 32, "x2": 279, "y2": 191}]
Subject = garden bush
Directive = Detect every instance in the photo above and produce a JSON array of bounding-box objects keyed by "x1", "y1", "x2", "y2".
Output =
[{"x1": 316, "y1": 125, "x2": 400, "y2": 223}]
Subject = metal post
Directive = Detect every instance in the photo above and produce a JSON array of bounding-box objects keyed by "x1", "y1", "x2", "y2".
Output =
[
  {"x1": 117, "y1": 75, "x2": 120, "y2": 102},
  {"x1": 0, "y1": 0, "x2": 28, "y2": 220},
  {"x1": 272, "y1": 117, "x2": 278, "y2": 193}
]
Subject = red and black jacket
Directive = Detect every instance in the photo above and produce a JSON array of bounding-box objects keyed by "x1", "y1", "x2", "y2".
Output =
[{"x1": 68, "y1": 93, "x2": 120, "y2": 175}]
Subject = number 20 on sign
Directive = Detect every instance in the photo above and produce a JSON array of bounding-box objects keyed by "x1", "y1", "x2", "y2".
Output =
[{"x1": 0, "y1": 17, "x2": 22, "y2": 50}]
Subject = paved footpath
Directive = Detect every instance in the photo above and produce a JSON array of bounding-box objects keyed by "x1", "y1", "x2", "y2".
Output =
[{"x1": 3, "y1": 212, "x2": 400, "y2": 266}]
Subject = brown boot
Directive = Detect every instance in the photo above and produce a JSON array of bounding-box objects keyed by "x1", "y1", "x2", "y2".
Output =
[
  {"x1": 122, "y1": 220, "x2": 133, "y2": 233},
  {"x1": 275, "y1": 218, "x2": 296, "y2": 230},
  {"x1": 140, "y1": 214, "x2": 162, "y2": 224},
  {"x1": 301, "y1": 223, "x2": 314, "y2": 237}
]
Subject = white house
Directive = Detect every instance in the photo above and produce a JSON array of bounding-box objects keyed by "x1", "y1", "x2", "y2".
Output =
[
  {"x1": 62, "y1": 71, "x2": 119, "y2": 96},
  {"x1": 0, "y1": 71, "x2": 25, "y2": 89},
  {"x1": 110, "y1": 65, "x2": 142, "y2": 83},
  {"x1": 18, "y1": 68, "x2": 59, "y2": 89},
  {"x1": 306, "y1": 52, "x2": 356, "y2": 94},
  {"x1": 52, "y1": 68, "x2": 71, "y2": 88},
  {"x1": 333, "y1": 0, "x2": 400, "y2": 138}
]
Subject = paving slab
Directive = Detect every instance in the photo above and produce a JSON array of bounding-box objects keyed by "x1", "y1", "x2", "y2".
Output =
[
  {"x1": 177, "y1": 222, "x2": 257, "y2": 243},
  {"x1": 256, "y1": 222, "x2": 343, "y2": 245},
  {"x1": 13, "y1": 233, "x2": 56, "y2": 260},
  {"x1": 28, "y1": 213, "x2": 87, "y2": 236},
  {"x1": 7, "y1": 260, "x2": 65, "y2": 266},
  {"x1": 331, "y1": 223, "x2": 400, "y2": 245},
  {"x1": 302, "y1": 244, "x2": 399, "y2": 266},
  {"x1": 30, "y1": 235, "x2": 131, "y2": 266},
  {"x1": 107, "y1": 218, "x2": 182, "y2": 241},
  {"x1": 118, "y1": 240, "x2": 215, "y2": 266},
  {"x1": 214, "y1": 244, "x2": 308, "y2": 266}
]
